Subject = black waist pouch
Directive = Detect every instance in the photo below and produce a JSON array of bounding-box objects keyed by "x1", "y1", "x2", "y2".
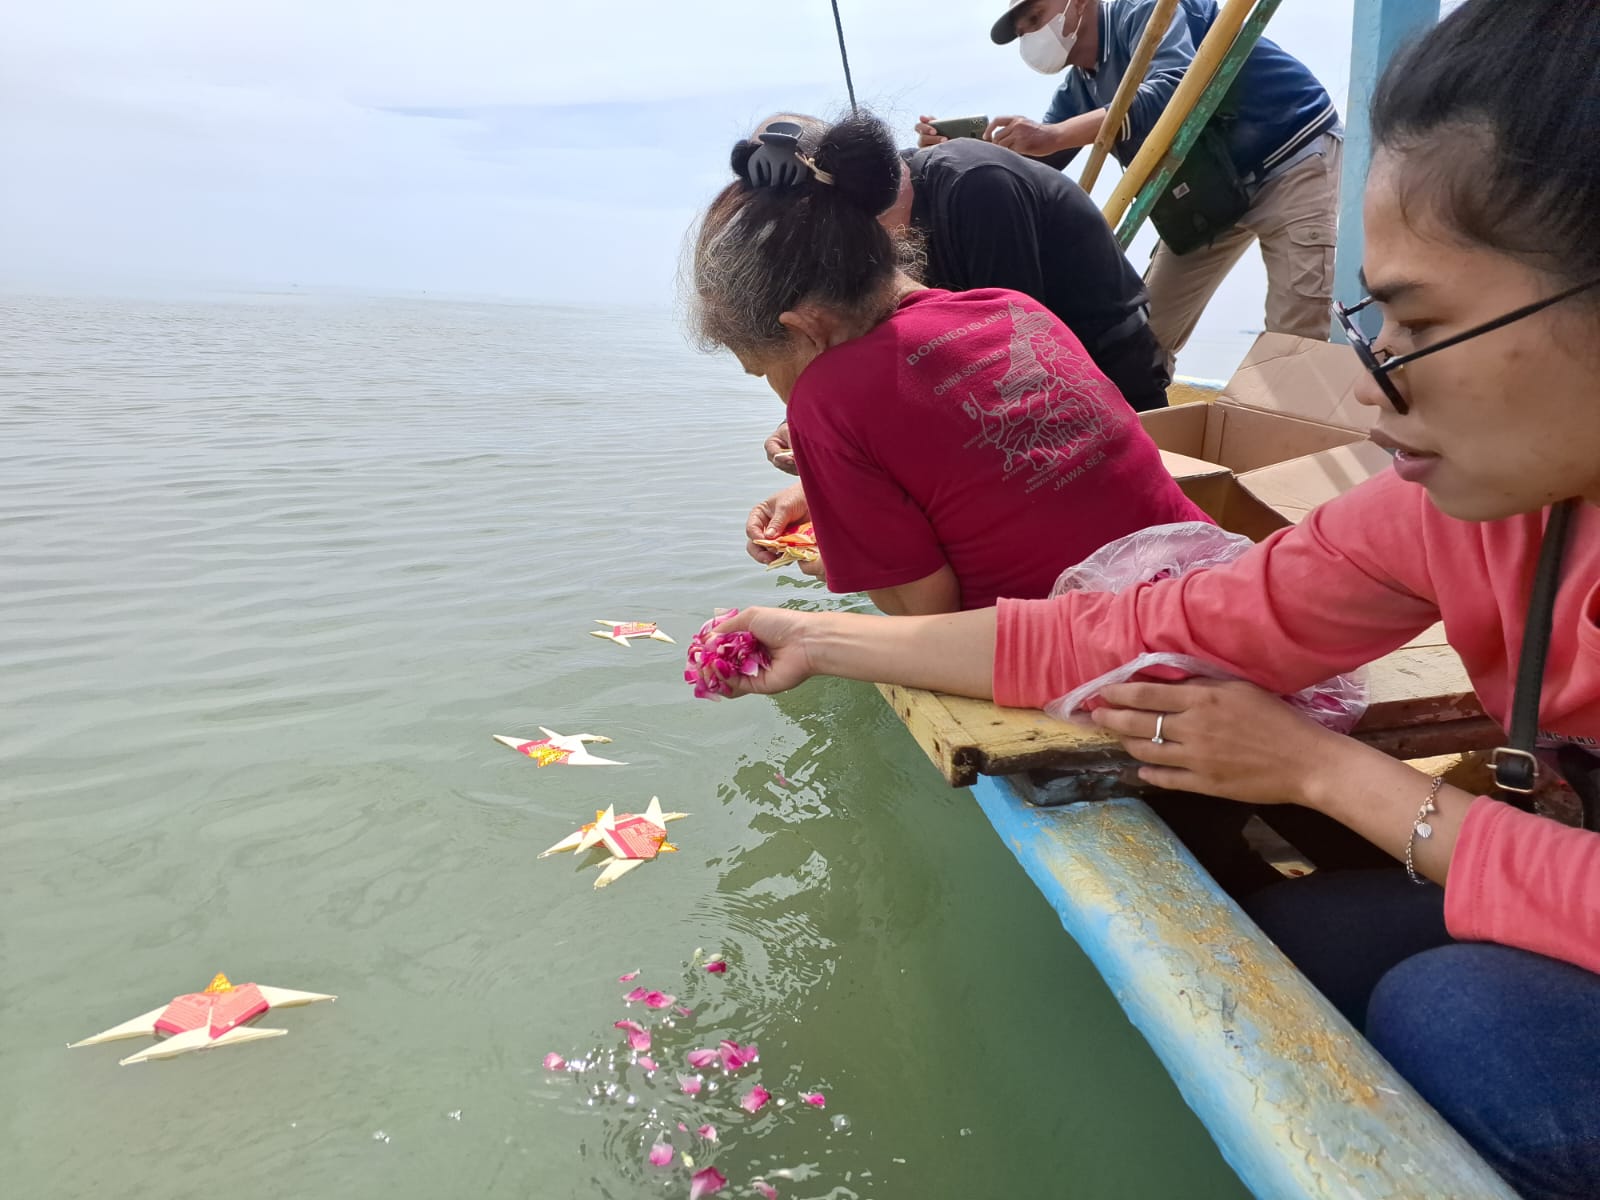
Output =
[{"x1": 1149, "y1": 124, "x2": 1250, "y2": 256}]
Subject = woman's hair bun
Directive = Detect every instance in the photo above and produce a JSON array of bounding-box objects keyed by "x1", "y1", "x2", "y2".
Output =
[{"x1": 813, "y1": 111, "x2": 903, "y2": 217}]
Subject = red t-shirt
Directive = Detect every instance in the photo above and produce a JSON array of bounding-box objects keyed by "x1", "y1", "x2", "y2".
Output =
[{"x1": 786, "y1": 287, "x2": 1209, "y2": 610}]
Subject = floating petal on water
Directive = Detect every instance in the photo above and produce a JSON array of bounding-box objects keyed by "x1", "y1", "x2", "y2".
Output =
[
  {"x1": 752, "y1": 1182, "x2": 778, "y2": 1200},
  {"x1": 689, "y1": 1166, "x2": 727, "y2": 1199},
  {"x1": 695, "y1": 1124, "x2": 718, "y2": 1142},
  {"x1": 686, "y1": 1048, "x2": 719, "y2": 1070},
  {"x1": 643, "y1": 991, "x2": 676, "y2": 1010},
  {"x1": 740, "y1": 1084, "x2": 771, "y2": 1114},
  {"x1": 619, "y1": 970, "x2": 640, "y2": 983},
  {"x1": 637, "y1": 1056, "x2": 658, "y2": 1071},
  {"x1": 718, "y1": 1040, "x2": 758, "y2": 1071},
  {"x1": 678, "y1": 1073, "x2": 703, "y2": 1096},
  {"x1": 648, "y1": 1142, "x2": 673, "y2": 1167},
  {"x1": 800, "y1": 1092, "x2": 826, "y2": 1108},
  {"x1": 542, "y1": 1053, "x2": 566, "y2": 1071}
]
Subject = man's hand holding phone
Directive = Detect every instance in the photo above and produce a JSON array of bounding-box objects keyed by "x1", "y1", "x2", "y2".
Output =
[{"x1": 915, "y1": 115, "x2": 988, "y2": 147}]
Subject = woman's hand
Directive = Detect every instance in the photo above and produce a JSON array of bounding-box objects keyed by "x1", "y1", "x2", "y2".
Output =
[
  {"x1": 914, "y1": 115, "x2": 948, "y2": 148},
  {"x1": 745, "y1": 483, "x2": 809, "y2": 565},
  {"x1": 1088, "y1": 679, "x2": 1351, "y2": 806},
  {"x1": 714, "y1": 607, "x2": 823, "y2": 696},
  {"x1": 763, "y1": 420, "x2": 797, "y2": 474}
]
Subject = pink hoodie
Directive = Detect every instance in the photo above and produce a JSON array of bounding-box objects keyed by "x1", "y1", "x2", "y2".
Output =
[{"x1": 995, "y1": 468, "x2": 1600, "y2": 974}]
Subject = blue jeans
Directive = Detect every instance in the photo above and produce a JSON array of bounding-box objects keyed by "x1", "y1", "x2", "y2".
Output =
[{"x1": 1246, "y1": 871, "x2": 1600, "y2": 1199}]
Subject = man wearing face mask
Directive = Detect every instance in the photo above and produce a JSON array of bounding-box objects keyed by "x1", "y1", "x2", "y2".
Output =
[{"x1": 921, "y1": 0, "x2": 1341, "y2": 370}]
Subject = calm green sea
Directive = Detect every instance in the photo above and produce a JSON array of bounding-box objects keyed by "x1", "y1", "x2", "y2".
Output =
[{"x1": 0, "y1": 291, "x2": 1249, "y2": 1199}]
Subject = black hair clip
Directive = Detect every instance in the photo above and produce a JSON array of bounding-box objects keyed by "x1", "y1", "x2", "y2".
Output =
[{"x1": 748, "y1": 121, "x2": 811, "y2": 189}]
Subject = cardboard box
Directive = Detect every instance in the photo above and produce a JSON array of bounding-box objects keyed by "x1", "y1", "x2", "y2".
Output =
[
  {"x1": 1157, "y1": 449, "x2": 1288, "y2": 542},
  {"x1": 1153, "y1": 334, "x2": 1390, "y2": 538},
  {"x1": 1236, "y1": 440, "x2": 1395, "y2": 525}
]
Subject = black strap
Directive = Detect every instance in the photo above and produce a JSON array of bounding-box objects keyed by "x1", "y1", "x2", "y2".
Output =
[{"x1": 1493, "y1": 499, "x2": 1579, "y2": 799}]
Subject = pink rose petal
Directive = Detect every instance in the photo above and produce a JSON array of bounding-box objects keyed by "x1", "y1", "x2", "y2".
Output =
[
  {"x1": 642, "y1": 990, "x2": 676, "y2": 1010},
  {"x1": 690, "y1": 1166, "x2": 728, "y2": 1200},
  {"x1": 740, "y1": 1084, "x2": 771, "y2": 1114},
  {"x1": 637, "y1": 1056, "x2": 658, "y2": 1072},
  {"x1": 675, "y1": 1004, "x2": 694, "y2": 1017},
  {"x1": 624, "y1": 986, "x2": 649, "y2": 1003},
  {"x1": 704, "y1": 961, "x2": 727, "y2": 974},
  {"x1": 718, "y1": 1040, "x2": 758, "y2": 1071},
  {"x1": 678, "y1": 1073, "x2": 703, "y2": 1096},
  {"x1": 686, "y1": 610, "x2": 772, "y2": 701},
  {"x1": 619, "y1": 970, "x2": 640, "y2": 982},
  {"x1": 542, "y1": 1052, "x2": 566, "y2": 1071},
  {"x1": 686, "y1": 1048, "x2": 719, "y2": 1070},
  {"x1": 800, "y1": 1091, "x2": 826, "y2": 1108},
  {"x1": 695, "y1": 1123, "x2": 718, "y2": 1142},
  {"x1": 677, "y1": 1122, "x2": 689, "y2": 1133},
  {"x1": 753, "y1": 1182, "x2": 778, "y2": 1200},
  {"x1": 648, "y1": 1142, "x2": 673, "y2": 1167},
  {"x1": 612, "y1": 1019, "x2": 652, "y2": 1052}
]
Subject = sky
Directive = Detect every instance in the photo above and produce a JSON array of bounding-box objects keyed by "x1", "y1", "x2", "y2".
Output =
[{"x1": 0, "y1": 1, "x2": 1370, "y2": 371}]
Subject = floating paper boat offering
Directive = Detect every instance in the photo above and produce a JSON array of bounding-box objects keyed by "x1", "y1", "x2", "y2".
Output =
[
  {"x1": 494, "y1": 728, "x2": 625, "y2": 767},
  {"x1": 750, "y1": 521, "x2": 819, "y2": 570},
  {"x1": 68, "y1": 972, "x2": 335, "y2": 1065},
  {"x1": 541, "y1": 796, "x2": 688, "y2": 888},
  {"x1": 591, "y1": 620, "x2": 676, "y2": 647}
]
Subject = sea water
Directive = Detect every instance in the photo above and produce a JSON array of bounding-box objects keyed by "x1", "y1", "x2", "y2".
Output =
[{"x1": 0, "y1": 291, "x2": 1249, "y2": 1199}]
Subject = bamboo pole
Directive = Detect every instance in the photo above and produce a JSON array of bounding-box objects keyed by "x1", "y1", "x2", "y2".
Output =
[
  {"x1": 1079, "y1": 0, "x2": 1181, "y2": 194},
  {"x1": 1101, "y1": 0, "x2": 1257, "y2": 228},
  {"x1": 1114, "y1": 0, "x2": 1285, "y2": 247}
]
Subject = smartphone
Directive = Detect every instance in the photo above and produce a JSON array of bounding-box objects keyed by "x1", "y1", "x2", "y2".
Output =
[{"x1": 930, "y1": 115, "x2": 988, "y2": 140}]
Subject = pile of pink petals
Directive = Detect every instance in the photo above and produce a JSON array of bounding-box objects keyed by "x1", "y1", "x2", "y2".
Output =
[
  {"x1": 684, "y1": 609, "x2": 770, "y2": 700},
  {"x1": 542, "y1": 959, "x2": 832, "y2": 1198}
]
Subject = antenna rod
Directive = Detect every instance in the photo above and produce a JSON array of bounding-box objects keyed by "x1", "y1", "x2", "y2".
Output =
[{"x1": 830, "y1": 0, "x2": 858, "y2": 111}]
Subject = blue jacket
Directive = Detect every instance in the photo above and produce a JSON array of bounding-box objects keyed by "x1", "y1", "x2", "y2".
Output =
[{"x1": 1043, "y1": 0, "x2": 1338, "y2": 182}]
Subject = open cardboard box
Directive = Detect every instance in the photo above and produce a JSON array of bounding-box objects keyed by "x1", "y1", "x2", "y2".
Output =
[{"x1": 1151, "y1": 333, "x2": 1391, "y2": 537}]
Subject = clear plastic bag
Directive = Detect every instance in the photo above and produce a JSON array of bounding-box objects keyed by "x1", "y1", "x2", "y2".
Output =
[
  {"x1": 1042, "y1": 522, "x2": 1368, "y2": 734},
  {"x1": 1050, "y1": 521, "x2": 1253, "y2": 596}
]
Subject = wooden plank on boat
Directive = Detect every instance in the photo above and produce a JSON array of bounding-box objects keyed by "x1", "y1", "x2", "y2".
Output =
[
  {"x1": 973, "y1": 777, "x2": 1518, "y2": 1197},
  {"x1": 879, "y1": 627, "x2": 1494, "y2": 787}
]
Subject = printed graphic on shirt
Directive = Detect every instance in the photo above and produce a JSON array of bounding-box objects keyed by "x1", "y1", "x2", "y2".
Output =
[{"x1": 958, "y1": 301, "x2": 1119, "y2": 493}]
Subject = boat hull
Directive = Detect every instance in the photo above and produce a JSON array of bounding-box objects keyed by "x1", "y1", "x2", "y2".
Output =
[{"x1": 972, "y1": 776, "x2": 1516, "y2": 1199}]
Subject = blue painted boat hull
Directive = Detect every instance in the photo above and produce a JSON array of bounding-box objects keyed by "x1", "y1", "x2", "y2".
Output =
[{"x1": 972, "y1": 775, "x2": 1516, "y2": 1199}]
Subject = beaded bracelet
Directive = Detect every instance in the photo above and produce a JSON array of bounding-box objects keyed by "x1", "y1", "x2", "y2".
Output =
[{"x1": 1404, "y1": 775, "x2": 1447, "y2": 885}]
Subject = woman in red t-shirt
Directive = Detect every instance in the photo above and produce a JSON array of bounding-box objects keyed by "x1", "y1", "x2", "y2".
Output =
[{"x1": 688, "y1": 112, "x2": 1206, "y2": 614}]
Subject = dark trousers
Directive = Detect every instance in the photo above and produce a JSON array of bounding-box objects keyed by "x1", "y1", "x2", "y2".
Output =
[{"x1": 1245, "y1": 871, "x2": 1600, "y2": 1200}]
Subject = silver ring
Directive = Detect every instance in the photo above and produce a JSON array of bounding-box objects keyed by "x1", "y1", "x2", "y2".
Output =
[{"x1": 1151, "y1": 713, "x2": 1166, "y2": 746}]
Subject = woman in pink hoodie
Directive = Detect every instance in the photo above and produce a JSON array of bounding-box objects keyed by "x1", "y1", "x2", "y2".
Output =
[{"x1": 714, "y1": 2, "x2": 1600, "y2": 1194}]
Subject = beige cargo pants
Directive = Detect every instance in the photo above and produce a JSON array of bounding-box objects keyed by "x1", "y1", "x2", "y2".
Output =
[{"x1": 1145, "y1": 134, "x2": 1342, "y2": 369}]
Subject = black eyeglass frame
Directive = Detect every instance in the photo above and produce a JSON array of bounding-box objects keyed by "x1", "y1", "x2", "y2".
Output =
[{"x1": 1334, "y1": 276, "x2": 1600, "y2": 415}]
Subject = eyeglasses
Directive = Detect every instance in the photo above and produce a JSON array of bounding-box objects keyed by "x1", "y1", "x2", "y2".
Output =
[{"x1": 1334, "y1": 276, "x2": 1600, "y2": 415}]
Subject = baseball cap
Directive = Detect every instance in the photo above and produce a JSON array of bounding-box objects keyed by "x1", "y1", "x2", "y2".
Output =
[{"x1": 991, "y1": 0, "x2": 1046, "y2": 45}]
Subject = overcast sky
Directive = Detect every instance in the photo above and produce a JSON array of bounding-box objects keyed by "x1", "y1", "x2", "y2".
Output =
[{"x1": 2, "y1": 1, "x2": 1368, "y2": 368}]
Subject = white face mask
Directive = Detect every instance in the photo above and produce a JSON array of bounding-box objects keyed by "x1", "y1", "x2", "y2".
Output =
[{"x1": 1019, "y1": 6, "x2": 1081, "y2": 75}]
